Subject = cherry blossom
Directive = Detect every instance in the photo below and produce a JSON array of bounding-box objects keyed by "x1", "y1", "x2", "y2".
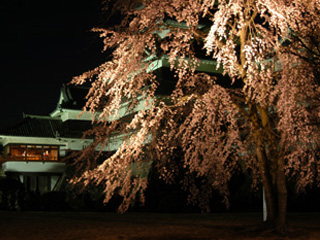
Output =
[{"x1": 72, "y1": 0, "x2": 320, "y2": 232}]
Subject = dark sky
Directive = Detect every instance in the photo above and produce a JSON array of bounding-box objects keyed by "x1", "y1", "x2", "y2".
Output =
[{"x1": 0, "y1": 0, "x2": 106, "y2": 129}]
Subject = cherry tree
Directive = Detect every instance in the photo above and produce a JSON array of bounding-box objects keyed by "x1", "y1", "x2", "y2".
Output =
[{"x1": 72, "y1": 0, "x2": 320, "y2": 232}]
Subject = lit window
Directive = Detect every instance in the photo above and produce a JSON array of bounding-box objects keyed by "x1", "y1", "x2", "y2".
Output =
[{"x1": 8, "y1": 145, "x2": 59, "y2": 161}]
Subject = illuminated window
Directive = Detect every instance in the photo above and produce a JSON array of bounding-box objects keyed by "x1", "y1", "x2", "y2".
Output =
[
  {"x1": 27, "y1": 145, "x2": 43, "y2": 160},
  {"x1": 4, "y1": 146, "x2": 10, "y2": 155},
  {"x1": 8, "y1": 145, "x2": 59, "y2": 161},
  {"x1": 10, "y1": 145, "x2": 27, "y2": 160},
  {"x1": 43, "y1": 146, "x2": 58, "y2": 161}
]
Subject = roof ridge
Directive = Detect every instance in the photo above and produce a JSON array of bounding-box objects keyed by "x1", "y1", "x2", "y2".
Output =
[{"x1": 23, "y1": 113, "x2": 61, "y2": 120}]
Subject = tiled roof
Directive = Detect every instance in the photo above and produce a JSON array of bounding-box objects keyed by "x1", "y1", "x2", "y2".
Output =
[
  {"x1": 59, "y1": 85, "x2": 89, "y2": 110},
  {"x1": 0, "y1": 117, "x2": 63, "y2": 138},
  {"x1": 0, "y1": 116, "x2": 93, "y2": 139}
]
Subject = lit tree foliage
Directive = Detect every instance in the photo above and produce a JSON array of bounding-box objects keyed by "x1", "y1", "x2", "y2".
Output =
[{"x1": 72, "y1": 0, "x2": 320, "y2": 231}]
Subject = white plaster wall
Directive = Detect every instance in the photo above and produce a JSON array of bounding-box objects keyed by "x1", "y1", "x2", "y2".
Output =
[
  {"x1": 0, "y1": 136, "x2": 64, "y2": 147},
  {"x1": 2, "y1": 161, "x2": 66, "y2": 173}
]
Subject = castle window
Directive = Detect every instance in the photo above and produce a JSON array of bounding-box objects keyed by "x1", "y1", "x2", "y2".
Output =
[{"x1": 7, "y1": 144, "x2": 59, "y2": 161}]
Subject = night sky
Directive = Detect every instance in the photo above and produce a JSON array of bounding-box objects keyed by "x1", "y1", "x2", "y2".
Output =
[{"x1": 0, "y1": 0, "x2": 106, "y2": 130}]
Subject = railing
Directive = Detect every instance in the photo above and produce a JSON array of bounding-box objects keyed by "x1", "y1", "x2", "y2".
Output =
[{"x1": 0, "y1": 155, "x2": 61, "y2": 163}]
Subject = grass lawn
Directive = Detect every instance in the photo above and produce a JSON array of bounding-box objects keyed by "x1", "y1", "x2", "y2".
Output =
[{"x1": 0, "y1": 212, "x2": 319, "y2": 240}]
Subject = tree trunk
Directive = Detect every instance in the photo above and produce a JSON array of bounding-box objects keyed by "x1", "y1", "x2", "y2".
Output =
[
  {"x1": 275, "y1": 158, "x2": 287, "y2": 233},
  {"x1": 256, "y1": 141, "x2": 288, "y2": 232},
  {"x1": 256, "y1": 141, "x2": 276, "y2": 223}
]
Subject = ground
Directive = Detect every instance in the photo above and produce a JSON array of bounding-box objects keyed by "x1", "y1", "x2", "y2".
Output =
[{"x1": 0, "y1": 212, "x2": 319, "y2": 240}]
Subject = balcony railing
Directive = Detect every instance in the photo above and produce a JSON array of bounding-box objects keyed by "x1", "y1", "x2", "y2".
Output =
[{"x1": 0, "y1": 155, "x2": 60, "y2": 163}]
